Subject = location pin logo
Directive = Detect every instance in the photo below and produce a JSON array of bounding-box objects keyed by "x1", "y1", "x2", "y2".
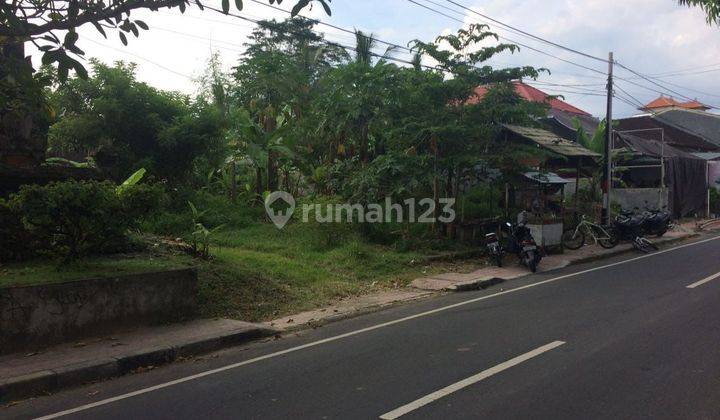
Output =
[{"x1": 265, "y1": 191, "x2": 296, "y2": 229}]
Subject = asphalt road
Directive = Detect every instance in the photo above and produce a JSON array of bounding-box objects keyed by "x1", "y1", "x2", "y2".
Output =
[{"x1": 4, "y1": 234, "x2": 720, "y2": 420}]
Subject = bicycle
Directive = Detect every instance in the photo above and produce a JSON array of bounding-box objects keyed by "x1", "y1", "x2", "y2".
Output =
[{"x1": 562, "y1": 215, "x2": 618, "y2": 250}]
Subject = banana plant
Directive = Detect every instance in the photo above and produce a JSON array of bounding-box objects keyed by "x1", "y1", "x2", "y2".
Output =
[
  {"x1": 188, "y1": 201, "x2": 224, "y2": 259},
  {"x1": 116, "y1": 168, "x2": 146, "y2": 195},
  {"x1": 225, "y1": 105, "x2": 295, "y2": 199}
]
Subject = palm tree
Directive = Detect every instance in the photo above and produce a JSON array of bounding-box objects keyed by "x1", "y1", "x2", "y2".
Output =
[{"x1": 353, "y1": 30, "x2": 398, "y2": 66}]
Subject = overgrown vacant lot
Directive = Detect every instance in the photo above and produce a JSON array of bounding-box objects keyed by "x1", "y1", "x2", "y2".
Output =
[
  {"x1": 1, "y1": 213, "x2": 481, "y2": 322},
  {"x1": 196, "y1": 223, "x2": 478, "y2": 321}
]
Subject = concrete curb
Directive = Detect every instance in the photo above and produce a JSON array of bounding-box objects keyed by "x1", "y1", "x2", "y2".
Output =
[
  {"x1": 566, "y1": 233, "x2": 698, "y2": 266},
  {"x1": 442, "y1": 232, "x2": 699, "y2": 293},
  {"x1": 448, "y1": 277, "x2": 506, "y2": 292},
  {"x1": 0, "y1": 325, "x2": 276, "y2": 403}
]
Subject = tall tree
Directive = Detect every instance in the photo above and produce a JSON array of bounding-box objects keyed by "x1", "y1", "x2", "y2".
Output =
[
  {"x1": 48, "y1": 60, "x2": 223, "y2": 181},
  {"x1": 678, "y1": 0, "x2": 720, "y2": 24},
  {"x1": 0, "y1": 1, "x2": 329, "y2": 166},
  {"x1": 232, "y1": 18, "x2": 346, "y2": 192}
]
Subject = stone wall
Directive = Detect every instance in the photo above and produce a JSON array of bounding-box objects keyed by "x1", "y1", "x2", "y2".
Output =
[
  {"x1": 0, "y1": 268, "x2": 197, "y2": 354},
  {"x1": 612, "y1": 188, "x2": 669, "y2": 211}
]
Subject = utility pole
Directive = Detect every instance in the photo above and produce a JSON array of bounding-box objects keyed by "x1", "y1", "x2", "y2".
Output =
[{"x1": 601, "y1": 52, "x2": 614, "y2": 225}]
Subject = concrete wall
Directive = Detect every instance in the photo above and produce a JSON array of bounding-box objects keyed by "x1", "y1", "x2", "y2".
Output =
[
  {"x1": 0, "y1": 268, "x2": 197, "y2": 354},
  {"x1": 612, "y1": 188, "x2": 669, "y2": 211}
]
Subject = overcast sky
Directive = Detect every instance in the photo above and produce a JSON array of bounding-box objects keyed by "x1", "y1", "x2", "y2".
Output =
[{"x1": 28, "y1": 0, "x2": 720, "y2": 118}]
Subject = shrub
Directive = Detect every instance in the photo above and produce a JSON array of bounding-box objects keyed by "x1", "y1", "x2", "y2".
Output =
[
  {"x1": 710, "y1": 188, "x2": 720, "y2": 215},
  {"x1": 9, "y1": 180, "x2": 163, "y2": 261},
  {"x1": 0, "y1": 198, "x2": 37, "y2": 262}
]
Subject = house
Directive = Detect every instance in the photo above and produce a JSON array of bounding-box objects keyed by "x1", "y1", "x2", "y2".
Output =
[
  {"x1": 613, "y1": 132, "x2": 709, "y2": 218},
  {"x1": 615, "y1": 108, "x2": 720, "y2": 153},
  {"x1": 470, "y1": 81, "x2": 600, "y2": 139},
  {"x1": 639, "y1": 95, "x2": 710, "y2": 113}
]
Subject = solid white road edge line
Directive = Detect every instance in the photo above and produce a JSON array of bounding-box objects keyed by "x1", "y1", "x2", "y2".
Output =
[
  {"x1": 35, "y1": 234, "x2": 720, "y2": 420},
  {"x1": 378, "y1": 340, "x2": 566, "y2": 419},
  {"x1": 686, "y1": 271, "x2": 720, "y2": 289}
]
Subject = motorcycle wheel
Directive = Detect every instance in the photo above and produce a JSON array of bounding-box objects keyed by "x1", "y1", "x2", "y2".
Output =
[
  {"x1": 598, "y1": 229, "x2": 619, "y2": 249},
  {"x1": 656, "y1": 228, "x2": 667, "y2": 237},
  {"x1": 526, "y1": 253, "x2": 537, "y2": 273},
  {"x1": 562, "y1": 228, "x2": 585, "y2": 250}
]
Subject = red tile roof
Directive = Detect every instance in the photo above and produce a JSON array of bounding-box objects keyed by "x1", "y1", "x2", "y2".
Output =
[
  {"x1": 641, "y1": 95, "x2": 709, "y2": 111},
  {"x1": 468, "y1": 81, "x2": 592, "y2": 116},
  {"x1": 680, "y1": 99, "x2": 710, "y2": 110}
]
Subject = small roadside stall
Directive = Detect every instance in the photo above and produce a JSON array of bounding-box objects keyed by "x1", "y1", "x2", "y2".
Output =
[
  {"x1": 516, "y1": 171, "x2": 568, "y2": 250},
  {"x1": 500, "y1": 125, "x2": 601, "y2": 250}
]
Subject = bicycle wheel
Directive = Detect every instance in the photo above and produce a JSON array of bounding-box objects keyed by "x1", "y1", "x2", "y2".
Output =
[
  {"x1": 597, "y1": 227, "x2": 619, "y2": 249},
  {"x1": 562, "y1": 228, "x2": 585, "y2": 250}
]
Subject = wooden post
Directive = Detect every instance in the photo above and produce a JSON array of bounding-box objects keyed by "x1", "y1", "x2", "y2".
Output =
[
  {"x1": 602, "y1": 52, "x2": 614, "y2": 225},
  {"x1": 575, "y1": 158, "x2": 581, "y2": 213}
]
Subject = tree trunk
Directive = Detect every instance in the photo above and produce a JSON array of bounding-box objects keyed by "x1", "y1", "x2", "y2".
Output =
[
  {"x1": 359, "y1": 121, "x2": 369, "y2": 164},
  {"x1": 0, "y1": 40, "x2": 48, "y2": 168},
  {"x1": 255, "y1": 166, "x2": 263, "y2": 202},
  {"x1": 230, "y1": 161, "x2": 237, "y2": 200},
  {"x1": 264, "y1": 112, "x2": 278, "y2": 191},
  {"x1": 267, "y1": 150, "x2": 278, "y2": 191}
]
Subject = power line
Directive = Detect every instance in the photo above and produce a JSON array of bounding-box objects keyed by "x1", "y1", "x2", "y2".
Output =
[
  {"x1": 525, "y1": 81, "x2": 605, "y2": 95},
  {"x1": 613, "y1": 82, "x2": 646, "y2": 109},
  {"x1": 650, "y1": 61, "x2": 720, "y2": 77},
  {"x1": 442, "y1": 0, "x2": 608, "y2": 64},
  {"x1": 410, "y1": 0, "x2": 719, "y2": 106},
  {"x1": 201, "y1": 5, "x2": 445, "y2": 71},
  {"x1": 247, "y1": 0, "x2": 414, "y2": 54},
  {"x1": 642, "y1": 76, "x2": 720, "y2": 99},
  {"x1": 614, "y1": 61, "x2": 719, "y2": 108},
  {"x1": 615, "y1": 61, "x2": 697, "y2": 102},
  {"x1": 84, "y1": 38, "x2": 194, "y2": 80},
  {"x1": 529, "y1": 80, "x2": 606, "y2": 88},
  {"x1": 403, "y1": 0, "x2": 608, "y2": 76},
  {"x1": 613, "y1": 94, "x2": 644, "y2": 111}
]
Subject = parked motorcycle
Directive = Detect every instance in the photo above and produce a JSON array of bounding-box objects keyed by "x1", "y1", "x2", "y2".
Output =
[
  {"x1": 485, "y1": 231, "x2": 503, "y2": 267},
  {"x1": 504, "y1": 212, "x2": 542, "y2": 272},
  {"x1": 610, "y1": 209, "x2": 659, "y2": 253},
  {"x1": 640, "y1": 202, "x2": 672, "y2": 237}
]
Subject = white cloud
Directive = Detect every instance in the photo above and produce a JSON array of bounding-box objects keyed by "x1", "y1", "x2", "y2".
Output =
[
  {"x1": 25, "y1": 0, "x2": 720, "y2": 117},
  {"x1": 458, "y1": 0, "x2": 720, "y2": 116}
]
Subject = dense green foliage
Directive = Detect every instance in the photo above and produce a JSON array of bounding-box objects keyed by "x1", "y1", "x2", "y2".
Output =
[
  {"x1": 48, "y1": 61, "x2": 225, "y2": 181},
  {"x1": 41, "y1": 18, "x2": 553, "y2": 241},
  {"x1": 679, "y1": 0, "x2": 720, "y2": 24},
  {"x1": 1, "y1": 17, "x2": 566, "y2": 318},
  {"x1": 2, "y1": 180, "x2": 163, "y2": 261}
]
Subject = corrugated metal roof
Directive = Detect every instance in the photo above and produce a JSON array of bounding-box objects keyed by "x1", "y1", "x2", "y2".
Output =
[
  {"x1": 692, "y1": 152, "x2": 720, "y2": 160},
  {"x1": 503, "y1": 124, "x2": 601, "y2": 157},
  {"x1": 523, "y1": 171, "x2": 569, "y2": 184}
]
